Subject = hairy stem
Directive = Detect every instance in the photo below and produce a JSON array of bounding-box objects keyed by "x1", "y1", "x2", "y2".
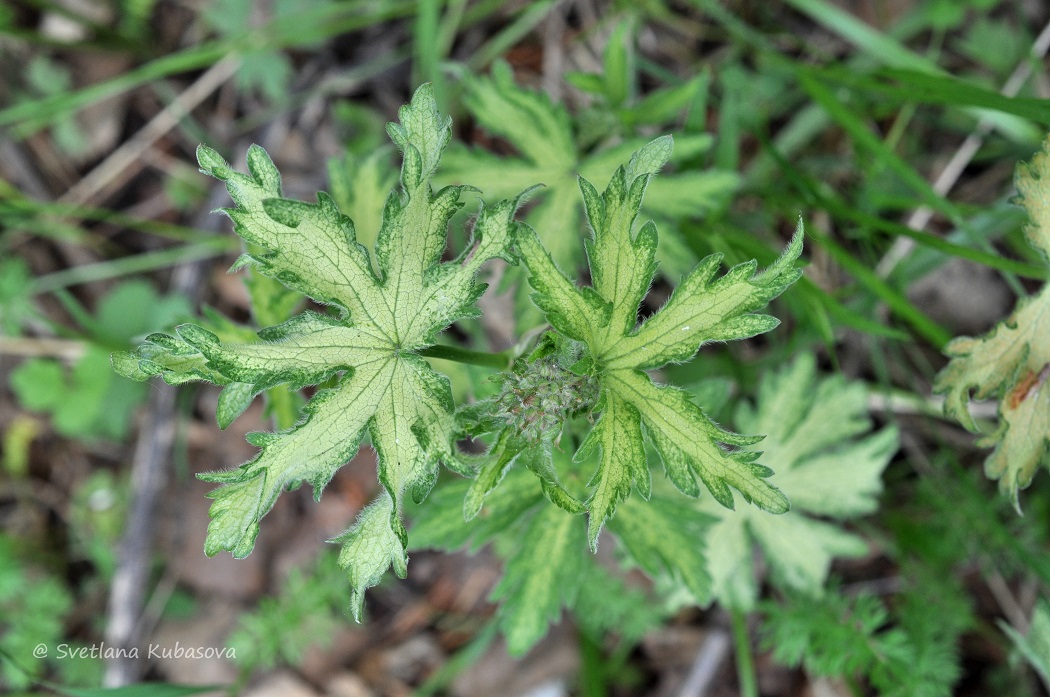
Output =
[{"x1": 419, "y1": 343, "x2": 509, "y2": 369}]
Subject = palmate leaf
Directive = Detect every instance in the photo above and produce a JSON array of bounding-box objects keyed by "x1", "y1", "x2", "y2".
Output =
[
  {"x1": 607, "y1": 495, "x2": 713, "y2": 605},
  {"x1": 488, "y1": 487, "x2": 713, "y2": 655},
  {"x1": 113, "y1": 85, "x2": 521, "y2": 616},
  {"x1": 409, "y1": 463, "x2": 698, "y2": 655},
  {"x1": 702, "y1": 356, "x2": 898, "y2": 610},
  {"x1": 934, "y1": 134, "x2": 1050, "y2": 510},
  {"x1": 492, "y1": 501, "x2": 587, "y2": 654},
  {"x1": 439, "y1": 61, "x2": 739, "y2": 280},
  {"x1": 408, "y1": 466, "x2": 582, "y2": 654},
  {"x1": 518, "y1": 136, "x2": 804, "y2": 550}
]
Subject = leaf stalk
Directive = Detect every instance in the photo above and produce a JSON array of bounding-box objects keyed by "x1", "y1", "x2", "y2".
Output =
[
  {"x1": 731, "y1": 608, "x2": 759, "y2": 697},
  {"x1": 418, "y1": 343, "x2": 509, "y2": 369}
]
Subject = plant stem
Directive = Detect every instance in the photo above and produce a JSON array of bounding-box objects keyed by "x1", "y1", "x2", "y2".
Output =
[
  {"x1": 578, "y1": 629, "x2": 607, "y2": 697},
  {"x1": 419, "y1": 343, "x2": 509, "y2": 369},
  {"x1": 731, "y1": 608, "x2": 759, "y2": 697}
]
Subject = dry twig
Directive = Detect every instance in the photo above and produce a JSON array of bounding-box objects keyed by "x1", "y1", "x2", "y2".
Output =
[
  {"x1": 60, "y1": 58, "x2": 240, "y2": 206},
  {"x1": 876, "y1": 18, "x2": 1050, "y2": 278}
]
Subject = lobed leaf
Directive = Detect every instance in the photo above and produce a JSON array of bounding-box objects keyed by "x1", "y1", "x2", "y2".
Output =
[
  {"x1": 490, "y1": 504, "x2": 586, "y2": 655},
  {"x1": 701, "y1": 355, "x2": 897, "y2": 610},
  {"x1": 331, "y1": 492, "x2": 407, "y2": 621},
  {"x1": 607, "y1": 495, "x2": 713, "y2": 606},
  {"x1": 577, "y1": 390, "x2": 648, "y2": 546},
  {"x1": 115, "y1": 84, "x2": 521, "y2": 609},
  {"x1": 519, "y1": 140, "x2": 802, "y2": 549},
  {"x1": 934, "y1": 133, "x2": 1050, "y2": 510},
  {"x1": 441, "y1": 63, "x2": 739, "y2": 292}
]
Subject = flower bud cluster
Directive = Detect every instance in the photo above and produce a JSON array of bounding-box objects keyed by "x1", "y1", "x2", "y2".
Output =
[{"x1": 494, "y1": 356, "x2": 599, "y2": 443}]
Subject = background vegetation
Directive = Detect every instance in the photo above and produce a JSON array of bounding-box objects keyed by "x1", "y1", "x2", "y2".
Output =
[{"x1": 2, "y1": 0, "x2": 1050, "y2": 695}]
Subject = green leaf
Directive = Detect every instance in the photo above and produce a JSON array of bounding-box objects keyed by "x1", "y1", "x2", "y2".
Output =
[
  {"x1": 623, "y1": 75, "x2": 706, "y2": 127},
  {"x1": 235, "y1": 50, "x2": 293, "y2": 102},
  {"x1": 93, "y1": 279, "x2": 190, "y2": 344},
  {"x1": 9, "y1": 358, "x2": 65, "y2": 412},
  {"x1": 602, "y1": 19, "x2": 633, "y2": 107},
  {"x1": 702, "y1": 355, "x2": 897, "y2": 610},
  {"x1": 441, "y1": 63, "x2": 738, "y2": 282},
  {"x1": 934, "y1": 133, "x2": 1050, "y2": 511},
  {"x1": 761, "y1": 583, "x2": 966, "y2": 696},
  {"x1": 327, "y1": 146, "x2": 398, "y2": 258},
  {"x1": 1001, "y1": 598, "x2": 1050, "y2": 688},
  {"x1": 571, "y1": 558, "x2": 668, "y2": 645},
  {"x1": 457, "y1": 61, "x2": 575, "y2": 171},
  {"x1": 565, "y1": 71, "x2": 605, "y2": 95},
  {"x1": 330, "y1": 492, "x2": 406, "y2": 621},
  {"x1": 13, "y1": 349, "x2": 147, "y2": 441},
  {"x1": 410, "y1": 464, "x2": 665, "y2": 654},
  {"x1": 112, "y1": 331, "x2": 230, "y2": 386},
  {"x1": 408, "y1": 467, "x2": 544, "y2": 554},
  {"x1": 519, "y1": 138, "x2": 804, "y2": 550},
  {"x1": 0, "y1": 257, "x2": 33, "y2": 336},
  {"x1": 0, "y1": 534, "x2": 77, "y2": 690},
  {"x1": 12, "y1": 280, "x2": 189, "y2": 441},
  {"x1": 115, "y1": 85, "x2": 520, "y2": 609},
  {"x1": 607, "y1": 495, "x2": 713, "y2": 605},
  {"x1": 490, "y1": 503, "x2": 586, "y2": 655},
  {"x1": 761, "y1": 591, "x2": 889, "y2": 678}
]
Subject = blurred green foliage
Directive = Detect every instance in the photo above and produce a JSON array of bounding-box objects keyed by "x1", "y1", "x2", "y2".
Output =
[
  {"x1": 2, "y1": 0, "x2": 1050, "y2": 693},
  {"x1": 9, "y1": 280, "x2": 189, "y2": 441}
]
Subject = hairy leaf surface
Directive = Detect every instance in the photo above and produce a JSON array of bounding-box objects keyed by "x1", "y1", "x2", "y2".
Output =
[
  {"x1": 113, "y1": 85, "x2": 519, "y2": 615},
  {"x1": 935, "y1": 135, "x2": 1050, "y2": 510},
  {"x1": 518, "y1": 136, "x2": 804, "y2": 549}
]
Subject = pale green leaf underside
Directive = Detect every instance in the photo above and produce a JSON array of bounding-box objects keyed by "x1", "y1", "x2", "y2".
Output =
[
  {"x1": 701, "y1": 355, "x2": 898, "y2": 611},
  {"x1": 331, "y1": 491, "x2": 407, "y2": 621},
  {"x1": 116, "y1": 85, "x2": 519, "y2": 610},
  {"x1": 520, "y1": 138, "x2": 803, "y2": 549},
  {"x1": 934, "y1": 133, "x2": 1050, "y2": 509}
]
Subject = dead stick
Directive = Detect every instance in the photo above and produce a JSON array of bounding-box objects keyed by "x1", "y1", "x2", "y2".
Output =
[
  {"x1": 60, "y1": 58, "x2": 239, "y2": 206},
  {"x1": 100, "y1": 185, "x2": 227, "y2": 686},
  {"x1": 876, "y1": 18, "x2": 1050, "y2": 278}
]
